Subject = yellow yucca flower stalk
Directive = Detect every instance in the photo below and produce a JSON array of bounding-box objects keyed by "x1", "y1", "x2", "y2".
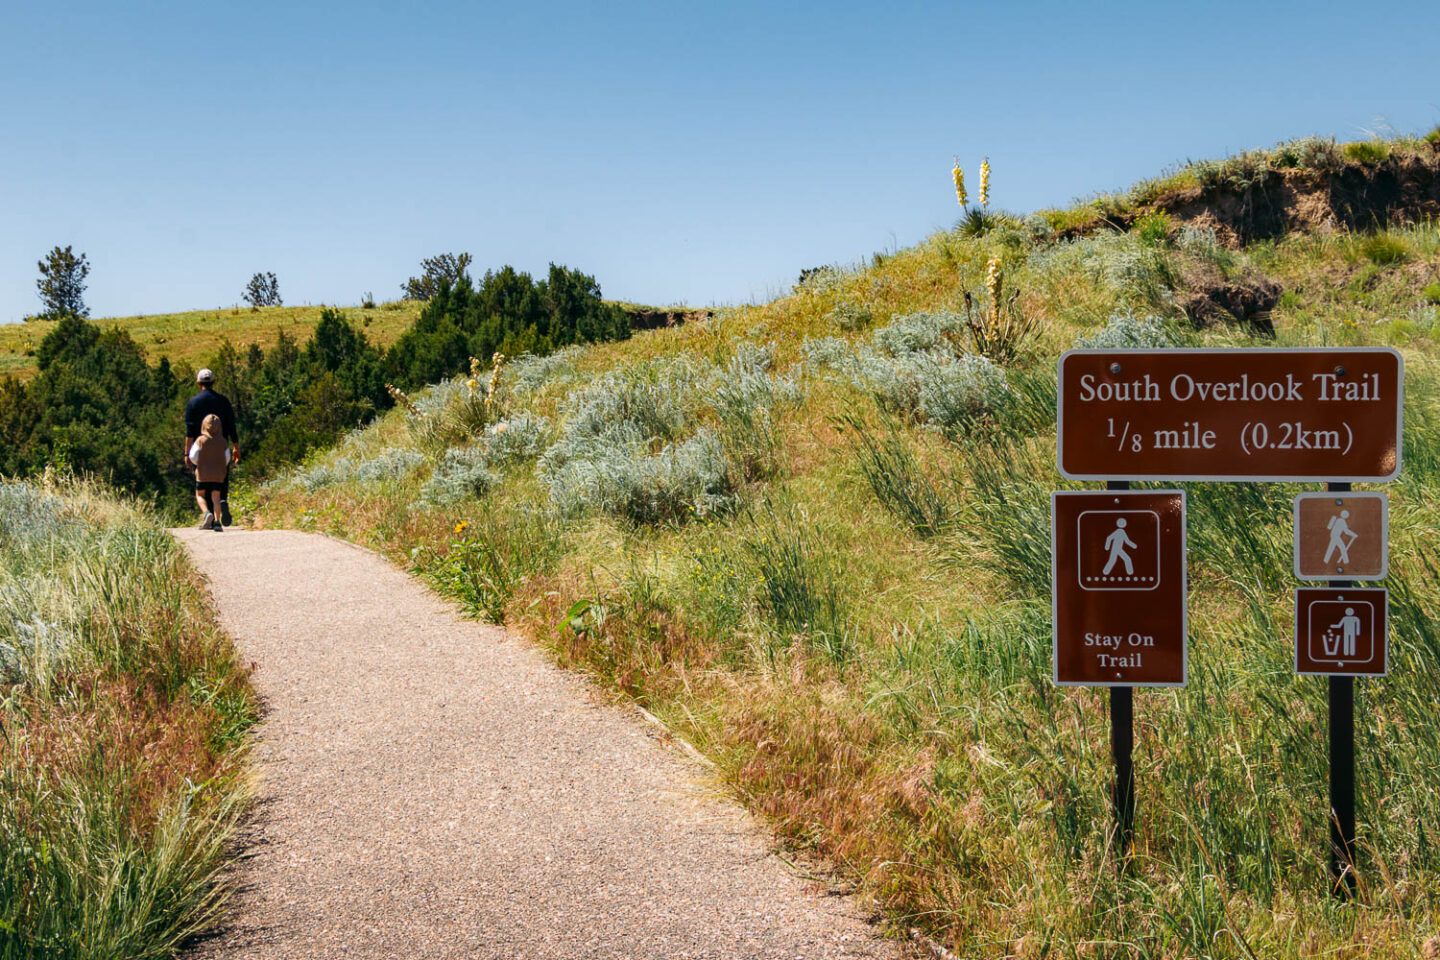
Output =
[
  {"x1": 486, "y1": 352, "x2": 505, "y2": 406},
  {"x1": 979, "y1": 156, "x2": 991, "y2": 210},
  {"x1": 952, "y1": 155, "x2": 967, "y2": 206},
  {"x1": 985, "y1": 257, "x2": 1003, "y2": 318}
]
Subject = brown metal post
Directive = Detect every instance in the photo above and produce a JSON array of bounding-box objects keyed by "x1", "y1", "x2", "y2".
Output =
[
  {"x1": 1327, "y1": 481, "x2": 1357, "y2": 898},
  {"x1": 1107, "y1": 479, "x2": 1135, "y2": 862}
]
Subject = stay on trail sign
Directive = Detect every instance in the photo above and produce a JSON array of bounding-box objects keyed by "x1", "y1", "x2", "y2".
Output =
[
  {"x1": 1057, "y1": 348, "x2": 1403, "y2": 482},
  {"x1": 1051, "y1": 490, "x2": 1187, "y2": 687}
]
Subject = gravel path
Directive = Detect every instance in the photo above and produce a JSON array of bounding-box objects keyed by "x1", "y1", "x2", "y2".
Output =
[{"x1": 174, "y1": 528, "x2": 899, "y2": 960}]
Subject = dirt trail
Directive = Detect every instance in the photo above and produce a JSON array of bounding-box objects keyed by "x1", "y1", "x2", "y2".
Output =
[{"x1": 174, "y1": 528, "x2": 898, "y2": 960}]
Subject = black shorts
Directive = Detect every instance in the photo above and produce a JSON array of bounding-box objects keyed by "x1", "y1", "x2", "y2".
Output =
[{"x1": 195, "y1": 481, "x2": 225, "y2": 494}]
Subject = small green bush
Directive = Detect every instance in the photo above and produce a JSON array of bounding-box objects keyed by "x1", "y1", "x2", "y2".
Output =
[
  {"x1": 481, "y1": 412, "x2": 552, "y2": 468},
  {"x1": 1273, "y1": 136, "x2": 1342, "y2": 172},
  {"x1": 1423, "y1": 282, "x2": 1440, "y2": 306},
  {"x1": 1425, "y1": 126, "x2": 1440, "y2": 147},
  {"x1": 1189, "y1": 151, "x2": 1270, "y2": 191},
  {"x1": 1361, "y1": 233, "x2": 1409, "y2": 266},
  {"x1": 801, "y1": 335, "x2": 849, "y2": 369},
  {"x1": 1134, "y1": 211, "x2": 1174, "y2": 246},
  {"x1": 420, "y1": 503, "x2": 563, "y2": 623},
  {"x1": 844, "y1": 414, "x2": 957, "y2": 538},
  {"x1": 1343, "y1": 140, "x2": 1390, "y2": 165}
]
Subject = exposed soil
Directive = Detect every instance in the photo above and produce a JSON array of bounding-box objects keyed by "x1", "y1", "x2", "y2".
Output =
[
  {"x1": 1147, "y1": 147, "x2": 1440, "y2": 247},
  {"x1": 1177, "y1": 264, "x2": 1284, "y2": 331}
]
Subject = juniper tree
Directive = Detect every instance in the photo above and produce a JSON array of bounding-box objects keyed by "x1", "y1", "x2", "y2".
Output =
[
  {"x1": 35, "y1": 245, "x2": 90, "y2": 319},
  {"x1": 243, "y1": 272, "x2": 282, "y2": 309},
  {"x1": 401, "y1": 252, "x2": 473, "y2": 301}
]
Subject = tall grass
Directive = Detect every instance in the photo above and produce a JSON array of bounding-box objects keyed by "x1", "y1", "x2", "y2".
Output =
[{"x1": 0, "y1": 480, "x2": 256, "y2": 960}]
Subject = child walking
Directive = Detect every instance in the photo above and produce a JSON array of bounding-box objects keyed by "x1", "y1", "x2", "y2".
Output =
[{"x1": 190, "y1": 414, "x2": 231, "y2": 531}]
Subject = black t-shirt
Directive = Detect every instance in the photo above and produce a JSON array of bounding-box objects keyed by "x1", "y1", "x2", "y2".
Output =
[{"x1": 185, "y1": 389, "x2": 238, "y2": 443}]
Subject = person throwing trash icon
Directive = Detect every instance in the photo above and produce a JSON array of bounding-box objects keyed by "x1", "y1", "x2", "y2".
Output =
[
  {"x1": 1102, "y1": 518, "x2": 1137, "y2": 576},
  {"x1": 1324, "y1": 606, "x2": 1364, "y2": 658},
  {"x1": 1324, "y1": 509, "x2": 1359, "y2": 565}
]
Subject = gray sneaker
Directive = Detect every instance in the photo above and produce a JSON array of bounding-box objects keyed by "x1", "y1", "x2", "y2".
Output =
[{"x1": 200, "y1": 512, "x2": 215, "y2": 530}]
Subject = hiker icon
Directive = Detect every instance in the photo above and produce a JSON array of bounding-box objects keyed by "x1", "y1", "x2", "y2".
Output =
[
  {"x1": 1102, "y1": 518, "x2": 1137, "y2": 575},
  {"x1": 1324, "y1": 510, "x2": 1359, "y2": 565}
]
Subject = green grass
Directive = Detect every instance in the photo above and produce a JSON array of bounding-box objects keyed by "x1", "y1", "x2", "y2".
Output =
[
  {"x1": 0, "y1": 301, "x2": 425, "y2": 381},
  {"x1": 0, "y1": 480, "x2": 257, "y2": 959},
  {"x1": 253, "y1": 140, "x2": 1440, "y2": 956}
]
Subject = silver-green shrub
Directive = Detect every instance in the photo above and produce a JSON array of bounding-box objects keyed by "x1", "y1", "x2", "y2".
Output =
[
  {"x1": 482, "y1": 411, "x2": 552, "y2": 468},
  {"x1": 1074, "y1": 310, "x2": 1182, "y2": 349},
  {"x1": 541, "y1": 427, "x2": 732, "y2": 522},
  {"x1": 802, "y1": 336, "x2": 850, "y2": 370},
  {"x1": 508, "y1": 345, "x2": 587, "y2": 394},
  {"x1": 828, "y1": 300, "x2": 873, "y2": 331},
  {"x1": 294, "y1": 450, "x2": 424, "y2": 491},
  {"x1": 849, "y1": 348, "x2": 1008, "y2": 429},
  {"x1": 422, "y1": 446, "x2": 499, "y2": 506},
  {"x1": 871, "y1": 310, "x2": 966, "y2": 356}
]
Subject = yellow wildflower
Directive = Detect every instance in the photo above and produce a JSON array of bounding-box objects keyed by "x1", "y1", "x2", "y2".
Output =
[
  {"x1": 951, "y1": 155, "x2": 967, "y2": 207},
  {"x1": 979, "y1": 156, "x2": 991, "y2": 209},
  {"x1": 454, "y1": 520, "x2": 469, "y2": 534}
]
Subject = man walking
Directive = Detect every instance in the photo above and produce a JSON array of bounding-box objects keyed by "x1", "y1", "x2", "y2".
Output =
[{"x1": 184, "y1": 368, "x2": 240, "y2": 525}]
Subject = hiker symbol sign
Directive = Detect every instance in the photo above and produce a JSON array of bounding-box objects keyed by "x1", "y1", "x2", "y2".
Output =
[{"x1": 1294, "y1": 492, "x2": 1388, "y2": 580}]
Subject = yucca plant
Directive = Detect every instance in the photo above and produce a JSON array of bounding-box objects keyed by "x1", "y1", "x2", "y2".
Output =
[{"x1": 954, "y1": 258, "x2": 1040, "y2": 364}]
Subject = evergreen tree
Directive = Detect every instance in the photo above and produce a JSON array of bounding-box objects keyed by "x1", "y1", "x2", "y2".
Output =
[{"x1": 35, "y1": 245, "x2": 90, "y2": 319}]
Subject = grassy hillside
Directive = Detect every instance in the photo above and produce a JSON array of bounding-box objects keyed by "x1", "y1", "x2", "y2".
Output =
[
  {"x1": 0, "y1": 301, "x2": 426, "y2": 382},
  {"x1": 255, "y1": 135, "x2": 1440, "y2": 957},
  {"x1": 0, "y1": 480, "x2": 258, "y2": 958}
]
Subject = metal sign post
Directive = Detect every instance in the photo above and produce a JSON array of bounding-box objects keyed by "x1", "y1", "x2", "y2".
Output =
[
  {"x1": 1052, "y1": 484, "x2": 1186, "y2": 860},
  {"x1": 1329, "y1": 480, "x2": 1357, "y2": 900},
  {"x1": 1108, "y1": 479, "x2": 1135, "y2": 860}
]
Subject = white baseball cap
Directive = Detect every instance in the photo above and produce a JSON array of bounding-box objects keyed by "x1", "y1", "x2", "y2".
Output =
[{"x1": 196, "y1": 368, "x2": 215, "y2": 384}]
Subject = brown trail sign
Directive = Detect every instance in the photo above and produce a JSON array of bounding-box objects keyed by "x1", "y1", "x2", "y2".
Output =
[
  {"x1": 1296, "y1": 588, "x2": 1389, "y2": 677},
  {"x1": 1058, "y1": 348, "x2": 1402, "y2": 481},
  {"x1": 1294, "y1": 492, "x2": 1388, "y2": 580},
  {"x1": 1051, "y1": 491, "x2": 1187, "y2": 687}
]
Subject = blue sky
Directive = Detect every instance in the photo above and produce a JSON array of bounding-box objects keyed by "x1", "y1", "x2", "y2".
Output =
[{"x1": 2, "y1": 1, "x2": 1438, "y2": 323}]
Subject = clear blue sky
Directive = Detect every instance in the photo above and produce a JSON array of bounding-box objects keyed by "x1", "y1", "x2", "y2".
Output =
[{"x1": 2, "y1": 1, "x2": 1438, "y2": 323}]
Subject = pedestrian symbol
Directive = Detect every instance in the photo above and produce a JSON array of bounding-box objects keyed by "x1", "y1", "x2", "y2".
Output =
[
  {"x1": 1077, "y1": 509, "x2": 1161, "y2": 590},
  {"x1": 1103, "y1": 519, "x2": 1137, "y2": 575},
  {"x1": 1294, "y1": 493, "x2": 1388, "y2": 580},
  {"x1": 1295, "y1": 588, "x2": 1388, "y2": 676}
]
